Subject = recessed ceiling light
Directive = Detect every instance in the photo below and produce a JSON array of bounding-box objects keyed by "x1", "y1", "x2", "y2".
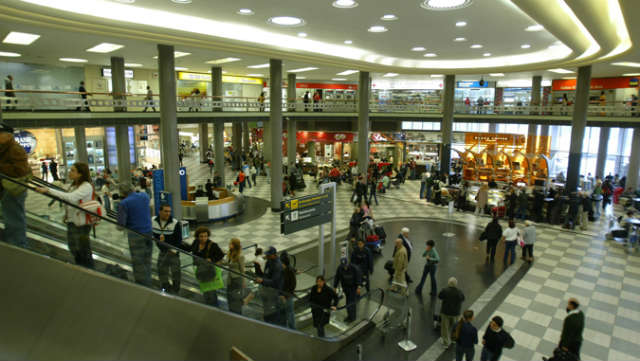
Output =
[
  {"x1": 612, "y1": 62, "x2": 640, "y2": 67},
  {"x1": 152, "y1": 51, "x2": 190, "y2": 59},
  {"x1": 368, "y1": 25, "x2": 388, "y2": 33},
  {"x1": 175, "y1": 67, "x2": 189, "y2": 71},
  {"x1": 247, "y1": 73, "x2": 264, "y2": 77},
  {"x1": 383, "y1": 73, "x2": 398, "y2": 77},
  {"x1": 237, "y1": 8, "x2": 254, "y2": 15},
  {"x1": 431, "y1": 74, "x2": 444, "y2": 78},
  {"x1": 424, "y1": 53, "x2": 437, "y2": 57},
  {"x1": 525, "y1": 24, "x2": 544, "y2": 32},
  {"x1": 422, "y1": 0, "x2": 472, "y2": 11},
  {"x1": 455, "y1": 21, "x2": 467, "y2": 27},
  {"x1": 521, "y1": 44, "x2": 531, "y2": 49},
  {"x1": 3, "y1": 31, "x2": 40, "y2": 45},
  {"x1": 59, "y1": 57, "x2": 87, "y2": 63},
  {"x1": 332, "y1": 78, "x2": 347, "y2": 81},
  {"x1": 622, "y1": 73, "x2": 640, "y2": 76},
  {"x1": 489, "y1": 73, "x2": 504, "y2": 77},
  {"x1": 297, "y1": 32, "x2": 308, "y2": 37},
  {"x1": 470, "y1": 44, "x2": 483, "y2": 49},
  {"x1": 248, "y1": 63, "x2": 270, "y2": 69},
  {"x1": 344, "y1": 40, "x2": 353, "y2": 44},
  {"x1": 548, "y1": 68, "x2": 575, "y2": 74},
  {"x1": 0, "y1": 51, "x2": 21, "y2": 57},
  {"x1": 268, "y1": 16, "x2": 305, "y2": 27},
  {"x1": 222, "y1": 71, "x2": 228, "y2": 74},
  {"x1": 125, "y1": 63, "x2": 143, "y2": 67},
  {"x1": 411, "y1": 46, "x2": 426, "y2": 51},
  {"x1": 483, "y1": 53, "x2": 491, "y2": 57},
  {"x1": 454, "y1": 37, "x2": 466, "y2": 42},
  {"x1": 332, "y1": 0, "x2": 358, "y2": 9},
  {"x1": 171, "y1": 0, "x2": 192, "y2": 3},
  {"x1": 86, "y1": 42, "x2": 124, "y2": 53},
  {"x1": 206, "y1": 57, "x2": 241, "y2": 64},
  {"x1": 337, "y1": 70, "x2": 358, "y2": 75},
  {"x1": 381, "y1": 14, "x2": 398, "y2": 21},
  {"x1": 288, "y1": 67, "x2": 318, "y2": 73}
]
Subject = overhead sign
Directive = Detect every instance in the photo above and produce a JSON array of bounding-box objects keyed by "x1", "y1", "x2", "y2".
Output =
[
  {"x1": 295, "y1": 131, "x2": 355, "y2": 144},
  {"x1": 280, "y1": 191, "x2": 333, "y2": 235},
  {"x1": 464, "y1": 132, "x2": 526, "y2": 146},
  {"x1": 552, "y1": 76, "x2": 640, "y2": 91},
  {"x1": 296, "y1": 82, "x2": 357, "y2": 90},
  {"x1": 456, "y1": 81, "x2": 490, "y2": 88},
  {"x1": 177, "y1": 71, "x2": 263, "y2": 84},
  {"x1": 14, "y1": 130, "x2": 36, "y2": 154},
  {"x1": 102, "y1": 68, "x2": 134, "y2": 79}
]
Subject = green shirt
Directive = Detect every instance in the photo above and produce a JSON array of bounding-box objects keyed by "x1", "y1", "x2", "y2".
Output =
[{"x1": 422, "y1": 247, "x2": 440, "y2": 263}]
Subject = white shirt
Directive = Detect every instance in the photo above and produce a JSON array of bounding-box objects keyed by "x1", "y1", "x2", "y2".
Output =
[
  {"x1": 48, "y1": 182, "x2": 94, "y2": 225},
  {"x1": 503, "y1": 227, "x2": 519, "y2": 241}
]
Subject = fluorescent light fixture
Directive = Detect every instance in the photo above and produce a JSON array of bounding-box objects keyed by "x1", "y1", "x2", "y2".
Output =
[
  {"x1": 548, "y1": 68, "x2": 574, "y2": 74},
  {"x1": 332, "y1": 78, "x2": 347, "y2": 81},
  {"x1": 612, "y1": 62, "x2": 640, "y2": 68},
  {"x1": 297, "y1": 32, "x2": 307, "y2": 37},
  {"x1": 455, "y1": 21, "x2": 467, "y2": 27},
  {"x1": 248, "y1": 63, "x2": 270, "y2": 69},
  {"x1": 368, "y1": 26, "x2": 388, "y2": 33},
  {"x1": 412, "y1": 47, "x2": 426, "y2": 51},
  {"x1": 431, "y1": 74, "x2": 444, "y2": 78},
  {"x1": 337, "y1": 70, "x2": 358, "y2": 75},
  {"x1": 561, "y1": 77, "x2": 576, "y2": 79},
  {"x1": 381, "y1": 14, "x2": 398, "y2": 21},
  {"x1": 268, "y1": 16, "x2": 305, "y2": 27},
  {"x1": 153, "y1": 51, "x2": 190, "y2": 59},
  {"x1": 424, "y1": 53, "x2": 437, "y2": 57},
  {"x1": 383, "y1": 73, "x2": 398, "y2": 77},
  {"x1": 171, "y1": 0, "x2": 192, "y2": 3},
  {"x1": 622, "y1": 73, "x2": 640, "y2": 76},
  {"x1": 125, "y1": 63, "x2": 143, "y2": 67},
  {"x1": 247, "y1": 73, "x2": 264, "y2": 77},
  {"x1": 2, "y1": 31, "x2": 40, "y2": 45},
  {"x1": 0, "y1": 51, "x2": 21, "y2": 57},
  {"x1": 332, "y1": 0, "x2": 358, "y2": 8},
  {"x1": 525, "y1": 24, "x2": 544, "y2": 32},
  {"x1": 206, "y1": 57, "x2": 241, "y2": 64},
  {"x1": 470, "y1": 44, "x2": 483, "y2": 49},
  {"x1": 59, "y1": 57, "x2": 87, "y2": 62},
  {"x1": 344, "y1": 40, "x2": 353, "y2": 44},
  {"x1": 454, "y1": 37, "x2": 466, "y2": 42},
  {"x1": 483, "y1": 53, "x2": 491, "y2": 57},
  {"x1": 288, "y1": 67, "x2": 318, "y2": 73},
  {"x1": 520, "y1": 44, "x2": 531, "y2": 49},
  {"x1": 86, "y1": 42, "x2": 124, "y2": 53},
  {"x1": 237, "y1": 8, "x2": 254, "y2": 15},
  {"x1": 297, "y1": 76, "x2": 306, "y2": 79},
  {"x1": 175, "y1": 67, "x2": 189, "y2": 70},
  {"x1": 489, "y1": 73, "x2": 504, "y2": 77}
]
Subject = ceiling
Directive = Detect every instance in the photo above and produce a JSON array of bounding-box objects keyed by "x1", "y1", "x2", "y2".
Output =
[{"x1": 0, "y1": 0, "x2": 638, "y2": 83}]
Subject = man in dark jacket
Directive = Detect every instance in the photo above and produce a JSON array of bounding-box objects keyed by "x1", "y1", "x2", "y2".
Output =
[
  {"x1": 439, "y1": 277, "x2": 466, "y2": 349},
  {"x1": 257, "y1": 246, "x2": 283, "y2": 325},
  {"x1": 483, "y1": 217, "x2": 503, "y2": 263},
  {"x1": 0, "y1": 123, "x2": 30, "y2": 248},
  {"x1": 280, "y1": 255, "x2": 297, "y2": 330},
  {"x1": 351, "y1": 239, "x2": 373, "y2": 292},
  {"x1": 558, "y1": 298, "x2": 584, "y2": 359},
  {"x1": 152, "y1": 204, "x2": 183, "y2": 294},
  {"x1": 481, "y1": 316, "x2": 515, "y2": 361},
  {"x1": 348, "y1": 207, "x2": 364, "y2": 240},
  {"x1": 49, "y1": 159, "x2": 59, "y2": 181},
  {"x1": 334, "y1": 258, "x2": 362, "y2": 323},
  {"x1": 455, "y1": 310, "x2": 478, "y2": 361}
]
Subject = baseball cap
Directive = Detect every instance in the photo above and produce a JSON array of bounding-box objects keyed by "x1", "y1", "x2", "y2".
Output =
[
  {"x1": 265, "y1": 246, "x2": 277, "y2": 256},
  {"x1": 0, "y1": 123, "x2": 14, "y2": 133}
]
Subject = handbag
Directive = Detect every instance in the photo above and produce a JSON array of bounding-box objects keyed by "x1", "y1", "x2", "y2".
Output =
[
  {"x1": 517, "y1": 232, "x2": 525, "y2": 247},
  {"x1": 198, "y1": 265, "x2": 224, "y2": 293},
  {"x1": 73, "y1": 188, "x2": 103, "y2": 226}
]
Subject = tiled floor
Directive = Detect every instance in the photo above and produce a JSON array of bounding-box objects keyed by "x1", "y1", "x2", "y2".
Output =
[{"x1": 27, "y1": 154, "x2": 640, "y2": 360}]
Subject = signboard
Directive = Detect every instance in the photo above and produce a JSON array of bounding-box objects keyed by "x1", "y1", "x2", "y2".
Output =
[
  {"x1": 552, "y1": 76, "x2": 640, "y2": 91},
  {"x1": 152, "y1": 169, "x2": 165, "y2": 215},
  {"x1": 179, "y1": 167, "x2": 188, "y2": 201},
  {"x1": 296, "y1": 82, "x2": 357, "y2": 90},
  {"x1": 464, "y1": 132, "x2": 526, "y2": 146},
  {"x1": 177, "y1": 71, "x2": 263, "y2": 84},
  {"x1": 14, "y1": 130, "x2": 37, "y2": 154},
  {"x1": 295, "y1": 131, "x2": 355, "y2": 144},
  {"x1": 456, "y1": 80, "x2": 489, "y2": 88},
  {"x1": 280, "y1": 191, "x2": 333, "y2": 235},
  {"x1": 101, "y1": 68, "x2": 134, "y2": 79}
]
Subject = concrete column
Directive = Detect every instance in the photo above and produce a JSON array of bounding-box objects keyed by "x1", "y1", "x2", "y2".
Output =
[
  {"x1": 287, "y1": 73, "x2": 297, "y2": 112},
  {"x1": 489, "y1": 122, "x2": 497, "y2": 133},
  {"x1": 111, "y1": 56, "x2": 127, "y2": 112},
  {"x1": 263, "y1": 120, "x2": 272, "y2": 162},
  {"x1": 595, "y1": 127, "x2": 610, "y2": 179},
  {"x1": 55, "y1": 129, "x2": 67, "y2": 179},
  {"x1": 242, "y1": 120, "x2": 250, "y2": 153},
  {"x1": 158, "y1": 44, "x2": 182, "y2": 219},
  {"x1": 627, "y1": 128, "x2": 640, "y2": 192},
  {"x1": 358, "y1": 71, "x2": 370, "y2": 175},
  {"x1": 269, "y1": 59, "x2": 284, "y2": 211},
  {"x1": 74, "y1": 127, "x2": 89, "y2": 164},
  {"x1": 565, "y1": 66, "x2": 591, "y2": 193},
  {"x1": 526, "y1": 123, "x2": 538, "y2": 154},
  {"x1": 308, "y1": 142, "x2": 317, "y2": 161},
  {"x1": 232, "y1": 122, "x2": 242, "y2": 169},
  {"x1": 198, "y1": 123, "x2": 208, "y2": 163},
  {"x1": 110, "y1": 56, "x2": 131, "y2": 180},
  {"x1": 287, "y1": 117, "x2": 297, "y2": 172},
  {"x1": 539, "y1": 124, "x2": 549, "y2": 137},
  {"x1": 531, "y1": 75, "x2": 542, "y2": 114},
  {"x1": 440, "y1": 74, "x2": 455, "y2": 176},
  {"x1": 211, "y1": 67, "x2": 223, "y2": 112},
  {"x1": 214, "y1": 120, "x2": 225, "y2": 185}
]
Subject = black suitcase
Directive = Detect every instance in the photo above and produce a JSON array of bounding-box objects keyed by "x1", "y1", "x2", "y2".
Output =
[{"x1": 375, "y1": 225, "x2": 387, "y2": 243}]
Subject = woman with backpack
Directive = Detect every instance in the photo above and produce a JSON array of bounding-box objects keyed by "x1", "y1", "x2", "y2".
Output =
[{"x1": 35, "y1": 162, "x2": 97, "y2": 269}]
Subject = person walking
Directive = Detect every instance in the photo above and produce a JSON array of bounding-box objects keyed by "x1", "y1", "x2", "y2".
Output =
[
  {"x1": 391, "y1": 238, "x2": 408, "y2": 294},
  {"x1": 501, "y1": 219, "x2": 519, "y2": 267},
  {"x1": 579, "y1": 192, "x2": 592, "y2": 230},
  {"x1": 303, "y1": 91, "x2": 311, "y2": 112},
  {"x1": 481, "y1": 316, "x2": 515, "y2": 361},
  {"x1": 455, "y1": 310, "x2": 478, "y2": 361},
  {"x1": 368, "y1": 176, "x2": 378, "y2": 206},
  {"x1": 309, "y1": 275, "x2": 338, "y2": 337},
  {"x1": 143, "y1": 85, "x2": 156, "y2": 112},
  {"x1": 280, "y1": 254, "x2": 297, "y2": 329},
  {"x1": 250, "y1": 164, "x2": 257, "y2": 186},
  {"x1": 351, "y1": 238, "x2": 373, "y2": 292},
  {"x1": 236, "y1": 169, "x2": 246, "y2": 193},
  {"x1": 225, "y1": 238, "x2": 245, "y2": 315},
  {"x1": 395, "y1": 227, "x2": 414, "y2": 283},
  {"x1": 516, "y1": 188, "x2": 529, "y2": 220},
  {"x1": 558, "y1": 298, "x2": 585, "y2": 360},
  {"x1": 258, "y1": 91, "x2": 265, "y2": 112},
  {"x1": 76, "y1": 81, "x2": 90, "y2": 112},
  {"x1": 152, "y1": 204, "x2": 183, "y2": 294},
  {"x1": 256, "y1": 246, "x2": 283, "y2": 325},
  {"x1": 40, "y1": 161, "x2": 48, "y2": 180},
  {"x1": 35, "y1": 162, "x2": 95, "y2": 269},
  {"x1": 438, "y1": 277, "x2": 465, "y2": 349},
  {"x1": 521, "y1": 220, "x2": 536, "y2": 263},
  {"x1": 592, "y1": 180, "x2": 603, "y2": 219},
  {"x1": 49, "y1": 159, "x2": 59, "y2": 181},
  {"x1": 333, "y1": 258, "x2": 362, "y2": 323},
  {"x1": 4, "y1": 75, "x2": 17, "y2": 110},
  {"x1": 117, "y1": 183, "x2": 153, "y2": 286},
  {"x1": 475, "y1": 183, "x2": 489, "y2": 215},
  {"x1": 457, "y1": 181, "x2": 468, "y2": 211},
  {"x1": 191, "y1": 226, "x2": 225, "y2": 307},
  {"x1": 415, "y1": 239, "x2": 440, "y2": 296},
  {"x1": 483, "y1": 216, "x2": 503, "y2": 264}
]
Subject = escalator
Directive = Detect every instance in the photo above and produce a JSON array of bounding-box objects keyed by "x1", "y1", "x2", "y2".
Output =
[{"x1": 0, "y1": 174, "x2": 385, "y2": 361}]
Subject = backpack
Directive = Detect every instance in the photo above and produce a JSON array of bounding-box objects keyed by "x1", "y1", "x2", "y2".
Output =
[
  {"x1": 73, "y1": 188, "x2": 103, "y2": 226},
  {"x1": 503, "y1": 331, "x2": 515, "y2": 349}
]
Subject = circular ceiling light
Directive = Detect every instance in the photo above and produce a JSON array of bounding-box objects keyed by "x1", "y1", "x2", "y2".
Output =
[
  {"x1": 424, "y1": 53, "x2": 437, "y2": 57},
  {"x1": 368, "y1": 25, "x2": 388, "y2": 33},
  {"x1": 344, "y1": 40, "x2": 353, "y2": 44},
  {"x1": 470, "y1": 44, "x2": 483, "y2": 49},
  {"x1": 381, "y1": 14, "x2": 398, "y2": 21},
  {"x1": 298, "y1": 32, "x2": 308, "y2": 37},
  {"x1": 237, "y1": 8, "x2": 254, "y2": 15},
  {"x1": 525, "y1": 24, "x2": 544, "y2": 32},
  {"x1": 422, "y1": 0, "x2": 472, "y2": 11},
  {"x1": 332, "y1": 0, "x2": 358, "y2": 9},
  {"x1": 171, "y1": 0, "x2": 192, "y2": 3},
  {"x1": 455, "y1": 21, "x2": 467, "y2": 27},
  {"x1": 0, "y1": 51, "x2": 21, "y2": 57},
  {"x1": 454, "y1": 37, "x2": 466, "y2": 42},
  {"x1": 268, "y1": 16, "x2": 305, "y2": 27},
  {"x1": 521, "y1": 44, "x2": 531, "y2": 49},
  {"x1": 411, "y1": 46, "x2": 426, "y2": 51},
  {"x1": 483, "y1": 52, "x2": 491, "y2": 57}
]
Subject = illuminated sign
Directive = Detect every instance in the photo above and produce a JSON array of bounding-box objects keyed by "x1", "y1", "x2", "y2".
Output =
[
  {"x1": 102, "y1": 68, "x2": 134, "y2": 78},
  {"x1": 178, "y1": 72, "x2": 263, "y2": 85},
  {"x1": 14, "y1": 130, "x2": 37, "y2": 154}
]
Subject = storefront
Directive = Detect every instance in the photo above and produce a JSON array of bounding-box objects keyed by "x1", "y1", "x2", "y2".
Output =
[
  {"x1": 371, "y1": 78, "x2": 443, "y2": 106},
  {"x1": 294, "y1": 131, "x2": 356, "y2": 164},
  {"x1": 454, "y1": 80, "x2": 495, "y2": 106},
  {"x1": 551, "y1": 76, "x2": 640, "y2": 105},
  {"x1": 294, "y1": 82, "x2": 357, "y2": 103},
  {"x1": 176, "y1": 72, "x2": 265, "y2": 107}
]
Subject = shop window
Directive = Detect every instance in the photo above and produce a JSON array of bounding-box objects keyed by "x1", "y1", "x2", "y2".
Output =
[
  {"x1": 412, "y1": 121, "x2": 423, "y2": 130},
  {"x1": 581, "y1": 127, "x2": 600, "y2": 154},
  {"x1": 607, "y1": 128, "x2": 621, "y2": 155},
  {"x1": 402, "y1": 121, "x2": 413, "y2": 130}
]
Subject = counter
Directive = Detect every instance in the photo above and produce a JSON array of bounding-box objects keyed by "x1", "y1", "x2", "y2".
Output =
[{"x1": 181, "y1": 188, "x2": 245, "y2": 222}]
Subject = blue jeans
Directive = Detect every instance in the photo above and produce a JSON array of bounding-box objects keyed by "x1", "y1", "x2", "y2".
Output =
[
  {"x1": 420, "y1": 181, "x2": 426, "y2": 199},
  {"x1": 1, "y1": 190, "x2": 27, "y2": 248},
  {"x1": 481, "y1": 346, "x2": 500, "y2": 361},
  {"x1": 103, "y1": 195, "x2": 111, "y2": 212},
  {"x1": 281, "y1": 296, "x2": 296, "y2": 329},
  {"x1": 369, "y1": 191, "x2": 378, "y2": 205},
  {"x1": 456, "y1": 344, "x2": 475, "y2": 361},
  {"x1": 593, "y1": 200, "x2": 602, "y2": 218},
  {"x1": 416, "y1": 263, "x2": 437, "y2": 295},
  {"x1": 516, "y1": 205, "x2": 527, "y2": 220},
  {"x1": 128, "y1": 232, "x2": 153, "y2": 287},
  {"x1": 426, "y1": 186, "x2": 432, "y2": 202},
  {"x1": 504, "y1": 241, "x2": 516, "y2": 266}
]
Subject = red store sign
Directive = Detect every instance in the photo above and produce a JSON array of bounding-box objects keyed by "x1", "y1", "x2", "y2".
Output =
[
  {"x1": 552, "y1": 76, "x2": 639, "y2": 91},
  {"x1": 293, "y1": 131, "x2": 355, "y2": 143},
  {"x1": 296, "y1": 82, "x2": 358, "y2": 90}
]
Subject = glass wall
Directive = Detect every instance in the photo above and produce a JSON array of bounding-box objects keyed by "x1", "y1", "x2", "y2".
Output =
[
  {"x1": 401, "y1": 121, "x2": 441, "y2": 131},
  {"x1": 605, "y1": 128, "x2": 633, "y2": 177},
  {"x1": 453, "y1": 122, "x2": 490, "y2": 132},
  {"x1": 496, "y1": 123, "x2": 529, "y2": 135}
]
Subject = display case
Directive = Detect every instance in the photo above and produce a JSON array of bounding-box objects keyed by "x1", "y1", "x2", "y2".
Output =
[
  {"x1": 531, "y1": 154, "x2": 550, "y2": 186},
  {"x1": 494, "y1": 151, "x2": 512, "y2": 182},
  {"x1": 510, "y1": 151, "x2": 530, "y2": 185},
  {"x1": 466, "y1": 186, "x2": 507, "y2": 208},
  {"x1": 64, "y1": 137, "x2": 106, "y2": 172},
  {"x1": 478, "y1": 150, "x2": 495, "y2": 181}
]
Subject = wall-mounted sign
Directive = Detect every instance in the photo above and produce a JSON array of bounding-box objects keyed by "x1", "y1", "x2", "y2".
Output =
[
  {"x1": 296, "y1": 82, "x2": 358, "y2": 90},
  {"x1": 552, "y1": 76, "x2": 640, "y2": 91},
  {"x1": 177, "y1": 72, "x2": 263, "y2": 85},
  {"x1": 14, "y1": 130, "x2": 37, "y2": 154},
  {"x1": 295, "y1": 131, "x2": 355, "y2": 143},
  {"x1": 456, "y1": 81, "x2": 490, "y2": 88},
  {"x1": 102, "y1": 68, "x2": 134, "y2": 79}
]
